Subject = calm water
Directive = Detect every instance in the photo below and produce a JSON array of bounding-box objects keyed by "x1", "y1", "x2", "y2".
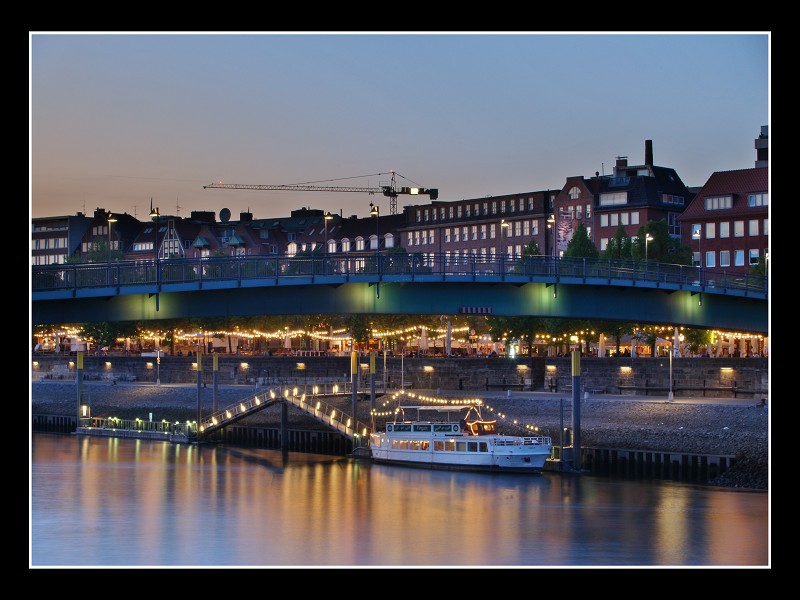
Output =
[{"x1": 30, "y1": 433, "x2": 769, "y2": 568}]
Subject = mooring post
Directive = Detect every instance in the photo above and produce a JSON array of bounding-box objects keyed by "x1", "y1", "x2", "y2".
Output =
[{"x1": 571, "y1": 349, "x2": 582, "y2": 471}]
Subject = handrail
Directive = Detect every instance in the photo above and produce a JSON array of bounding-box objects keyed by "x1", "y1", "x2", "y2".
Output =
[{"x1": 31, "y1": 253, "x2": 767, "y2": 297}]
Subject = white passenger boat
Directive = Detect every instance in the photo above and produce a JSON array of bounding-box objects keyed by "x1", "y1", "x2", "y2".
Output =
[{"x1": 369, "y1": 403, "x2": 552, "y2": 473}]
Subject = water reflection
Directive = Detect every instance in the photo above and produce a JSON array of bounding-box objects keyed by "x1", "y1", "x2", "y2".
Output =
[{"x1": 31, "y1": 433, "x2": 768, "y2": 567}]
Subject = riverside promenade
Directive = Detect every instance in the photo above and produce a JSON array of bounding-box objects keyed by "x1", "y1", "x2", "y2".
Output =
[{"x1": 30, "y1": 379, "x2": 769, "y2": 490}]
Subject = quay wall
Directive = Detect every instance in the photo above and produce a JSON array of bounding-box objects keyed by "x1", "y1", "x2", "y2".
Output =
[{"x1": 31, "y1": 354, "x2": 769, "y2": 399}]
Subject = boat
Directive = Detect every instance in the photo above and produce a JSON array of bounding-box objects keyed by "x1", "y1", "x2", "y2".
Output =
[{"x1": 369, "y1": 403, "x2": 552, "y2": 473}]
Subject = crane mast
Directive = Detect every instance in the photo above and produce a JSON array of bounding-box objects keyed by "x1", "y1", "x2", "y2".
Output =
[{"x1": 204, "y1": 170, "x2": 437, "y2": 215}]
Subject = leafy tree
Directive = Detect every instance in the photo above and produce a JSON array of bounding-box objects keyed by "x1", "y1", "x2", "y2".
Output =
[
  {"x1": 563, "y1": 223, "x2": 599, "y2": 258},
  {"x1": 634, "y1": 219, "x2": 693, "y2": 265},
  {"x1": 749, "y1": 254, "x2": 768, "y2": 277},
  {"x1": 602, "y1": 225, "x2": 633, "y2": 260},
  {"x1": 682, "y1": 328, "x2": 714, "y2": 355}
]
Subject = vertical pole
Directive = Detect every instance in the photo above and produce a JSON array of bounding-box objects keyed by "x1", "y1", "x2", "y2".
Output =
[
  {"x1": 351, "y1": 350, "x2": 358, "y2": 435},
  {"x1": 668, "y1": 348, "x2": 674, "y2": 402},
  {"x1": 213, "y1": 352, "x2": 219, "y2": 415},
  {"x1": 370, "y1": 351, "x2": 376, "y2": 430},
  {"x1": 571, "y1": 349, "x2": 581, "y2": 471},
  {"x1": 76, "y1": 350, "x2": 84, "y2": 422},
  {"x1": 196, "y1": 352, "x2": 202, "y2": 437}
]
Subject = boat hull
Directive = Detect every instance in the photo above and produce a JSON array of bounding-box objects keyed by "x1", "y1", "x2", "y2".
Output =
[{"x1": 369, "y1": 434, "x2": 551, "y2": 474}]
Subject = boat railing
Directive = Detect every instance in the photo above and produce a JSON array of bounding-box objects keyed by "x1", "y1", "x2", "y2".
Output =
[{"x1": 494, "y1": 436, "x2": 552, "y2": 447}]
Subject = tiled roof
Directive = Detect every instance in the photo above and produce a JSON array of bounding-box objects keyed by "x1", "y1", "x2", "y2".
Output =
[{"x1": 678, "y1": 167, "x2": 768, "y2": 221}]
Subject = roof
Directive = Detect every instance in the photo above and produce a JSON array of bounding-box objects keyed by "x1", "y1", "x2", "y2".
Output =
[{"x1": 678, "y1": 167, "x2": 768, "y2": 221}]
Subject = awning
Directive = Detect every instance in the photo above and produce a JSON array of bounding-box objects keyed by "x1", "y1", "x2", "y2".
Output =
[{"x1": 193, "y1": 236, "x2": 209, "y2": 248}]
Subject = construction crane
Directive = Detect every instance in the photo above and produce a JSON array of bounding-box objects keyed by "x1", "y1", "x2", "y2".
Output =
[{"x1": 203, "y1": 170, "x2": 438, "y2": 215}]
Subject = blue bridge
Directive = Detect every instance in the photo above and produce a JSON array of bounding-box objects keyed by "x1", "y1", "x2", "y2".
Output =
[{"x1": 31, "y1": 254, "x2": 768, "y2": 333}]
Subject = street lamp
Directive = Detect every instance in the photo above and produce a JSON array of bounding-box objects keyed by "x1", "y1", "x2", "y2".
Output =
[
  {"x1": 644, "y1": 233, "x2": 653, "y2": 263},
  {"x1": 693, "y1": 229, "x2": 702, "y2": 268},
  {"x1": 323, "y1": 211, "x2": 333, "y2": 253},
  {"x1": 547, "y1": 214, "x2": 556, "y2": 258},
  {"x1": 370, "y1": 202, "x2": 380, "y2": 298},
  {"x1": 500, "y1": 219, "x2": 509, "y2": 256},
  {"x1": 150, "y1": 202, "x2": 161, "y2": 310},
  {"x1": 107, "y1": 212, "x2": 117, "y2": 261}
]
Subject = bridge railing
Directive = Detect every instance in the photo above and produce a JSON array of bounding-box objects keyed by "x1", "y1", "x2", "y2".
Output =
[{"x1": 31, "y1": 254, "x2": 768, "y2": 296}]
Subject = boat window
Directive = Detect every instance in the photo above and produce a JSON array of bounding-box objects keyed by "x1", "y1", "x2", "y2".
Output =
[
  {"x1": 479, "y1": 442, "x2": 488, "y2": 452},
  {"x1": 456, "y1": 441, "x2": 467, "y2": 452},
  {"x1": 445, "y1": 440, "x2": 456, "y2": 452},
  {"x1": 420, "y1": 441, "x2": 430, "y2": 451},
  {"x1": 410, "y1": 440, "x2": 420, "y2": 450},
  {"x1": 468, "y1": 442, "x2": 478, "y2": 452},
  {"x1": 434, "y1": 441, "x2": 445, "y2": 451}
]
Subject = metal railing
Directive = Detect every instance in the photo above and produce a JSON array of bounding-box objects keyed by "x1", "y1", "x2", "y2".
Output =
[{"x1": 31, "y1": 253, "x2": 767, "y2": 297}]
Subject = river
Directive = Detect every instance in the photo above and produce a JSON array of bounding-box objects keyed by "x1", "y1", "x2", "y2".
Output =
[{"x1": 30, "y1": 433, "x2": 769, "y2": 568}]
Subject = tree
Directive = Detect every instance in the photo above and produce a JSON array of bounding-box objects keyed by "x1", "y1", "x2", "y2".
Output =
[
  {"x1": 564, "y1": 223, "x2": 599, "y2": 258},
  {"x1": 634, "y1": 219, "x2": 693, "y2": 265},
  {"x1": 602, "y1": 225, "x2": 633, "y2": 260}
]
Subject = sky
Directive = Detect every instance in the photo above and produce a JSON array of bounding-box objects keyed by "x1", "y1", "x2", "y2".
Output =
[{"x1": 30, "y1": 32, "x2": 769, "y2": 221}]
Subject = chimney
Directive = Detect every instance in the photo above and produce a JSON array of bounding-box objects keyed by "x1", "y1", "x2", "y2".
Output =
[
  {"x1": 645, "y1": 140, "x2": 653, "y2": 166},
  {"x1": 614, "y1": 156, "x2": 628, "y2": 174}
]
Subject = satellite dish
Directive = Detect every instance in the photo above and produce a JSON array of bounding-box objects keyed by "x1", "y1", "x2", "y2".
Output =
[{"x1": 220, "y1": 208, "x2": 231, "y2": 223}]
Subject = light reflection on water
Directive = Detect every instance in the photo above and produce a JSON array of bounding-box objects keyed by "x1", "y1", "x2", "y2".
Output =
[{"x1": 30, "y1": 433, "x2": 769, "y2": 567}]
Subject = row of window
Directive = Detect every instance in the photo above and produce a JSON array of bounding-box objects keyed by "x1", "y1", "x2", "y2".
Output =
[
  {"x1": 695, "y1": 248, "x2": 768, "y2": 268},
  {"x1": 414, "y1": 196, "x2": 538, "y2": 223},
  {"x1": 390, "y1": 439, "x2": 490, "y2": 452},
  {"x1": 691, "y1": 219, "x2": 769, "y2": 239},
  {"x1": 407, "y1": 220, "x2": 544, "y2": 246}
]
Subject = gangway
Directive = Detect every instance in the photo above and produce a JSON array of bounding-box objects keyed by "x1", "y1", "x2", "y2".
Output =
[{"x1": 198, "y1": 383, "x2": 373, "y2": 449}]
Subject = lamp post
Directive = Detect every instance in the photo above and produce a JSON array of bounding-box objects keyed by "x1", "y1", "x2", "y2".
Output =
[
  {"x1": 150, "y1": 202, "x2": 161, "y2": 310},
  {"x1": 547, "y1": 214, "x2": 556, "y2": 259},
  {"x1": 323, "y1": 211, "x2": 333, "y2": 253},
  {"x1": 500, "y1": 219, "x2": 509, "y2": 254},
  {"x1": 107, "y1": 212, "x2": 117, "y2": 261},
  {"x1": 693, "y1": 229, "x2": 702, "y2": 268},
  {"x1": 644, "y1": 233, "x2": 653, "y2": 263},
  {"x1": 370, "y1": 202, "x2": 380, "y2": 298}
]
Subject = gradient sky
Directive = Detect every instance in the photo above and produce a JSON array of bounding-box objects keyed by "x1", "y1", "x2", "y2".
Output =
[{"x1": 30, "y1": 32, "x2": 769, "y2": 221}]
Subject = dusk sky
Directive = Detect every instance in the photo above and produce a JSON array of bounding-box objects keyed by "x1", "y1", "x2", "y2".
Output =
[{"x1": 30, "y1": 32, "x2": 769, "y2": 221}]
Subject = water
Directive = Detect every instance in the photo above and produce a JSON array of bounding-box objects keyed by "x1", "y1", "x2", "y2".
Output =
[{"x1": 30, "y1": 433, "x2": 769, "y2": 568}]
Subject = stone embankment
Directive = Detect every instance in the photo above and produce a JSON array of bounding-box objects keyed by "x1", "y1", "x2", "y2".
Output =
[{"x1": 30, "y1": 381, "x2": 768, "y2": 491}]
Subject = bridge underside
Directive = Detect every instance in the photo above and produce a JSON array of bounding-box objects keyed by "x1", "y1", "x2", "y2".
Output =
[{"x1": 31, "y1": 281, "x2": 767, "y2": 333}]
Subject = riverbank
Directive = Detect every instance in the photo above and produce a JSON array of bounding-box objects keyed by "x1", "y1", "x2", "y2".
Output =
[{"x1": 30, "y1": 380, "x2": 769, "y2": 490}]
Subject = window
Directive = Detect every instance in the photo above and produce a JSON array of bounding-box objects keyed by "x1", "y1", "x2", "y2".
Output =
[
  {"x1": 457, "y1": 206, "x2": 462, "y2": 218},
  {"x1": 449, "y1": 206, "x2": 454, "y2": 219},
  {"x1": 386, "y1": 234, "x2": 395, "y2": 249},
  {"x1": 704, "y1": 223, "x2": 716, "y2": 239},
  {"x1": 491, "y1": 201, "x2": 497, "y2": 214},
  {"x1": 462, "y1": 226, "x2": 468, "y2": 241},
  {"x1": 490, "y1": 223, "x2": 496, "y2": 239},
  {"x1": 763, "y1": 219, "x2": 768, "y2": 235},
  {"x1": 600, "y1": 238, "x2": 609, "y2": 251},
  {"x1": 414, "y1": 231, "x2": 420, "y2": 246},
  {"x1": 620, "y1": 212, "x2": 629, "y2": 226},
  {"x1": 444, "y1": 229, "x2": 450, "y2": 243},
  {"x1": 482, "y1": 202, "x2": 488, "y2": 215},
  {"x1": 424, "y1": 209, "x2": 429, "y2": 222},
  {"x1": 465, "y1": 205, "x2": 471, "y2": 217},
  {"x1": 610, "y1": 214, "x2": 619, "y2": 227},
  {"x1": 528, "y1": 197, "x2": 534, "y2": 211},
  {"x1": 704, "y1": 195, "x2": 733, "y2": 210},
  {"x1": 586, "y1": 203, "x2": 592, "y2": 218},
  {"x1": 356, "y1": 238, "x2": 365, "y2": 251},
  {"x1": 416, "y1": 209, "x2": 422, "y2": 223},
  {"x1": 531, "y1": 220, "x2": 538, "y2": 236},
  {"x1": 734, "y1": 250, "x2": 745, "y2": 266},
  {"x1": 474, "y1": 203, "x2": 480, "y2": 215},
  {"x1": 471, "y1": 225, "x2": 478, "y2": 240},
  {"x1": 514, "y1": 221, "x2": 522, "y2": 237},
  {"x1": 704, "y1": 250, "x2": 715, "y2": 268},
  {"x1": 600, "y1": 192, "x2": 627, "y2": 206},
  {"x1": 748, "y1": 193, "x2": 768, "y2": 207},
  {"x1": 600, "y1": 214, "x2": 608, "y2": 227},
  {"x1": 662, "y1": 194, "x2": 685, "y2": 206},
  {"x1": 407, "y1": 232, "x2": 414, "y2": 246},
  {"x1": 734, "y1": 221, "x2": 745, "y2": 237},
  {"x1": 500, "y1": 200, "x2": 506, "y2": 213},
  {"x1": 748, "y1": 219, "x2": 759, "y2": 236},
  {"x1": 569, "y1": 186, "x2": 581, "y2": 200},
  {"x1": 576, "y1": 205, "x2": 582, "y2": 220},
  {"x1": 631, "y1": 212, "x2": 640, "y2": 225},
  {"x1": 523, "y1": 220, "x2": 530, "y2": 236},
  {"x1": 453, "y1": 228, "x2": 460, "y2": 242},
  {"x1": 428, "y1": 230, "x2": 434, "y2": 245},
  {"x1": 480, "y1": 224, "x2": 487, "y2": 240},
  {"x1": 749, "y1": 249, "x2": 760, "y2": 265},
  {"x1": 719, "y1": 250, "x2": 730, "y2": 267},
  {"x1": 509, "y1": 200, "x2": 515, "y2": 213},
  {"x1": 719, "y1": 222, "x2": 730, "y2": 238}
]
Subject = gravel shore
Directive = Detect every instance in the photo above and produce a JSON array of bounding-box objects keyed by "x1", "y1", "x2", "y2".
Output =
[{"x1": 30, "y1": 380, "x2": 769, "y2": 491}]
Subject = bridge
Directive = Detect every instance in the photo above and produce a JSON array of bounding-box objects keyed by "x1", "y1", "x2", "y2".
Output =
[{"x1": 31, "y1": 253, "x2": 768, "y2": 332}]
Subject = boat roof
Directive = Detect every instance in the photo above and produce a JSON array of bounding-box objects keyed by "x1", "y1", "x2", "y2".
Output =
[{"x1": 397, "y1": 404, "x2": 480, "y2": 413}]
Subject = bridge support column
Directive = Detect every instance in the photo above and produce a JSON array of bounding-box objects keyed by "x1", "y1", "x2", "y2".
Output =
[{"x1": 281, "y1": 400, "x2": 288, "y2": 451}]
